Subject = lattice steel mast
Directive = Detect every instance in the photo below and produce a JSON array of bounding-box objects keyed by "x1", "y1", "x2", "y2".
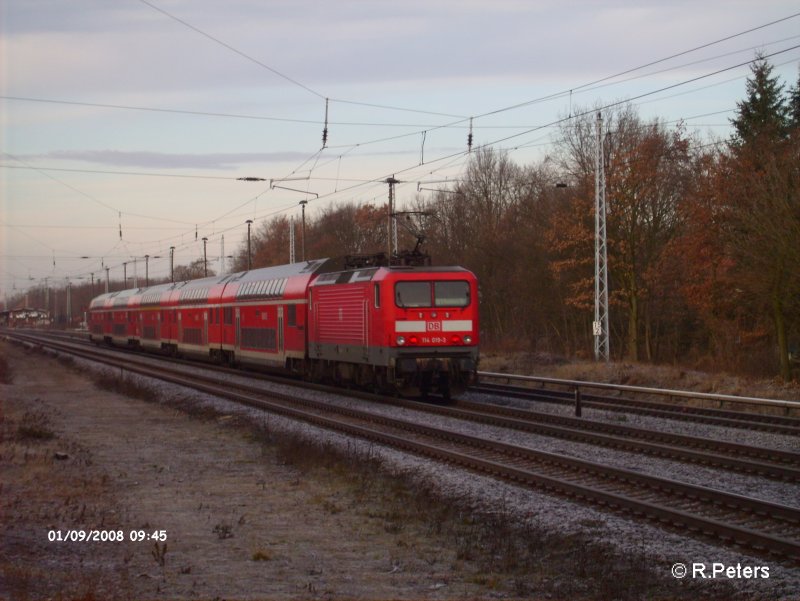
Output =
[{"x1": 594, "y1": 112, "x2": 610, "y2": 362}]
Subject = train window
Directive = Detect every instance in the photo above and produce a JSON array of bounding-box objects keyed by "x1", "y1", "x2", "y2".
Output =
[
  {"x1": 434, "y1": 281, "x2": 470, "y2": 307},
  {"x1": 395, "y1": 282, "x2": 431, "y2": 308},
  {"x1": 374, "y1": 283, "x2": 380, "y2": 308},
  {"x1": 394, "y1": 281, "x2": 471, "y2": 308},
  {"x1": 287, "y1": 304, "x2": 296, "y2": 327}
]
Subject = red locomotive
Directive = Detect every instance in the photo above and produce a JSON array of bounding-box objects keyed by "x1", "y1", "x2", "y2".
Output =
[{"x1": 88, "y1": 256, "x2": 479, "y2": 398}]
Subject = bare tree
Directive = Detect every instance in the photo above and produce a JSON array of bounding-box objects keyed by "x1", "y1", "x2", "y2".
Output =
[
  {"x1": 173, "y1": 259, "x2": 214, "y2": 282},
  {"x1": 552, "y1": 104, "x2": 694, "y2": 361}
]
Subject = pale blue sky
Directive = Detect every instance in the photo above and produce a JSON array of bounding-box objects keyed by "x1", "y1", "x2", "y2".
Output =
[{"x1": 2, "y1": 0, "x2": 799, "y2": 296}]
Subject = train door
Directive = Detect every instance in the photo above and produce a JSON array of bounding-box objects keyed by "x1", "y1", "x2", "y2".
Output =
[
  {"x1": 235, "y1": 307, "x2": 240, "y2": 351},
  {"x1": 277, "y1": 306, "x2": 284, "y2": 355},
  {"x1": 311, "y1": 291, "x2": 321, "y2": 357},
  {"x1": 362, "y1": 299, "x2": 369, "y2": 361},
  {"x1": 223, "y1": 307, "x2": 233, "y2": 347}
]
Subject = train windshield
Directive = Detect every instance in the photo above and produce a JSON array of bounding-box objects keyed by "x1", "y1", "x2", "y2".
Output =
[
  {"x1": 395, "y1": 281, "x2": 470, "y2": 308},
  {"x1": 434, "y1": 281, "x2": 470, "y2": 307}
]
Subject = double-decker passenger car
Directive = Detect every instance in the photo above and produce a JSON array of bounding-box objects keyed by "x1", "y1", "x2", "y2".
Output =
[{"x1": 88, "y1": 257, "x2": 479, "y2": 398}]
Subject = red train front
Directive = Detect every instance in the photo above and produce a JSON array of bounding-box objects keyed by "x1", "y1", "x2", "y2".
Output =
[{"x1": 307, "y1": 264, "x2": 479, "y2": 399}]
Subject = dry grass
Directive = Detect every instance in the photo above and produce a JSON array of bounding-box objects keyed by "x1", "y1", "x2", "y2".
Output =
[
  {"x1": 15, "y1": 410, "x2": 56, "y2": 442},
  {"x1": 1, "y1": 402, "x2": 127, "y2": 600},
  {"x1": 0, "y1": 352, "x2": 12, "y2": 384},
  {"x1": 92, "y1": 370, "x2": 156, "y2": 402},
  {"x1": 480, "y1": 351, "x2": 800, "y2": 416}
]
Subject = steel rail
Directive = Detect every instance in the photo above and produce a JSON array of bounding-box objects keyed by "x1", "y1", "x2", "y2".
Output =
[
  {"x1": 478, "y1": 370, "x2": 800, "y2": 410},
  {"x1": 473, "y1": 381, "x2": 800, "y2": 436},
  {"x1": 424, "y1": 399, "x2": 800, "y2": 481},
  {"x1": 10, "y1": 331, "x2": 800, "y2": 481}
]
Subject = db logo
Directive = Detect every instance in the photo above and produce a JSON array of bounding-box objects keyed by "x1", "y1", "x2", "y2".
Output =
[{"x1": 426, "y1": 321, "x2": 442, "y2": 332}]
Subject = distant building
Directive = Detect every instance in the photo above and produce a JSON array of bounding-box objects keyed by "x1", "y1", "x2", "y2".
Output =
[{"x1": 0, "y1": 308, "x2": 51, "y2": 328}]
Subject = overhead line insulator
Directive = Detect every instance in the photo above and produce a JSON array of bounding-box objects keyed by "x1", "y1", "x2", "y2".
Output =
[{"x1": 322, "y1": 98, "x2": 329, "y2": 148}]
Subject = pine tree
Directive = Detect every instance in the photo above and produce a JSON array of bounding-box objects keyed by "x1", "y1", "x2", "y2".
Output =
[
  {"x1": 723, "y1": 54, "x2": 799, "y2": 381},
  {"x1": 730, "y1": 54, "x2": 789, "y2": 146},
  {"x1": 788, "y1": 66, "x2": 800, "y2": 129}
]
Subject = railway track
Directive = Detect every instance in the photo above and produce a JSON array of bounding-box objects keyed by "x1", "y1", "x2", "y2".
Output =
[
  {"x1": 441, "y1": 399, "x2": 800, "y2": 482},
  {"x1": 6, "y1": 330, "x2": 800, "y2": 561},
  {"x1": 472, "y1": 380, "x2": 800, "y2": 436},
  {"x1": 19, "y1": 331, "x2": 800, "y2": 482}
]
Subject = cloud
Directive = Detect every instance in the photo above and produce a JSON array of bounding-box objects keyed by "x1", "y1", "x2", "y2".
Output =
[{"x1": 22, "y1": 149, "x2": 316, "y2": 170}]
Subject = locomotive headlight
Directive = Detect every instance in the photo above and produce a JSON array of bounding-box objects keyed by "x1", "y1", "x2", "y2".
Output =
[
  {"x1": 396, "y1": 335, "x2": 406, "y2": 346},
  {"x1": 464, "y1": 335, "x2": 473, "y2": 344}
]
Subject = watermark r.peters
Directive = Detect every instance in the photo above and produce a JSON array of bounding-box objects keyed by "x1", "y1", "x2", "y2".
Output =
[{"x1": 671, "y1": 562, "x2": 770, "y2": 580}]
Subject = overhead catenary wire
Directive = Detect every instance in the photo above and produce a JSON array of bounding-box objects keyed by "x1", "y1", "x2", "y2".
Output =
[
  {"x1": 475, "y1": 12, "x2": 800, "y2": 120},
  {"x1": 137, "y1": 0, "x2": 470, "y2": 121},
  {"x1": 139, "y1": 0, "x2": 326, "y2": 100},
  {"x1": 390, "y1": 46, "x2": 799, "y2": 190},
  {"x1": 140, "y1": 0, "x2": 798, "y2": 129},
  {"x1": 0, "y1": 70, "x2": 780, "y2": 290},
  {"x1": 286, "y1": 43, "x2": 800, "y2": 162},
  {"x1": 285, "y1": 43, "x2": 800, "y2": 216},
  {"x1": 0, "y1": 164, "x2": 376, "y2": 184},
  {"x1": 5, "y1": 12, "x2": 800, "y2": 291},
  {"x1": 1, "y1": 18, "x2": 795, "y2": 164},
  {"x1": 0, "y1": 95, "x2": 482, "y2": 129}
]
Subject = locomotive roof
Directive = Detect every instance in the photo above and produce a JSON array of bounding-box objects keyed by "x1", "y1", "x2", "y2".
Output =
[
  {"x1": 310, "y1": 264, "x2": 474, "y2": 288},
  {"x1": 384, "y1": 265, "x2": 471, "y2": 273}
]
